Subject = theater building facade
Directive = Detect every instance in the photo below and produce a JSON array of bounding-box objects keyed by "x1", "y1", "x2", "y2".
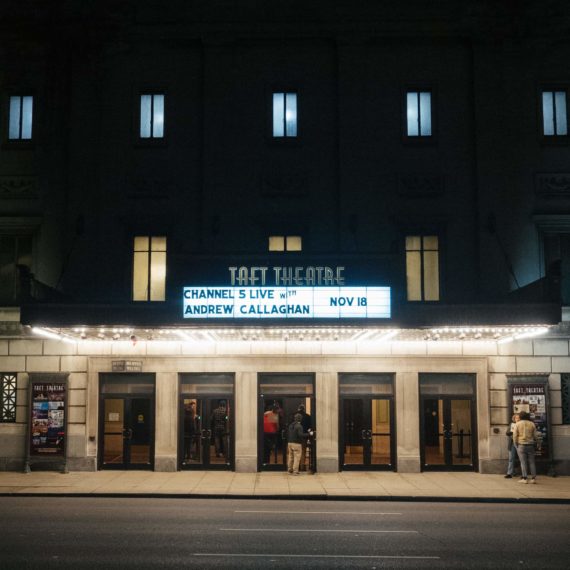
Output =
[{"x1": 1, "y1": 2, "x2": 570, "y2": 476}]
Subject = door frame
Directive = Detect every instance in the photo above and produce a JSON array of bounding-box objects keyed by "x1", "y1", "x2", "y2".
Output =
[
  {"x1": 339, "y1": 395, "x2": 396, "y2": 471},
  {"x1": 257, "y1": 373, "x2": 316, "y2": 472},
  {"x1": 419, "y1": 394, "x2": 478, "y2": 472},
  {"x1": 178, "y1": 394, "x2": 235, "y2": 471},
  {"x1": 98, "y1": 393, "x2": 155, "y2": 470}
]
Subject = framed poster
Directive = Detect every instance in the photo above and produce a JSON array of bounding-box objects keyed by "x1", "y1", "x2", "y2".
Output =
[
  {"x1": 25, "y1": 373, "x2": 69, "y2": 473},
  {"x1": 507, "y1": 375, "x2": 554, "y2": 474}
]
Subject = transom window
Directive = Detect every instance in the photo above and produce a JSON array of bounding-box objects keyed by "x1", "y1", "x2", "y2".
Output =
[
  {"x1": 1, "y1": 373, "x2": 17, "y2": 423},
  {"x1": 268, "y1": 235, "x2": 302, "y2": 252},
  {"x1": 132, "y1": 236, "x2": 166, "y2": 301},
  {"x1": 406, "y1": 91, "x2": 432, "y2": 137},
  {"x1": 140, "y1": 94, "x2": 165, "y2": 139},
  {"x1": 272, "y1": 92, "x2": 297, "y2": 138},
  {"x1": 542, "y1": 90, "x2": 568, "y2": 137},
  {"x1": 9, "y1": 95, "x2": 33, "y2": 140},
  {"x1": 405, "y1": 235, "x2": 440, "y2": 301}
]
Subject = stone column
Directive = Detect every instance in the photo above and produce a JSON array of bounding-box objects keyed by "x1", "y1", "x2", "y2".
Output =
[
  {"x1": 316, "y1": 371, "x2": 338, "y2": 472},
  {"x1": 396, "y1": 371, "x2": 421, "y2": 472},
  {"x1": 154, "y1": 372, "x2": 177, "y2": 471},
  {"x1": 235, "y1": 371, "x2": 257, "y2": 472}
]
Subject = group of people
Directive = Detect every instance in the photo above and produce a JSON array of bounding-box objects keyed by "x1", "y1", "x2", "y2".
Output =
[
  {"x1": 263, "y1": 401, "x2": 313, "y2": 474},
  {"x1": 183, "y1": 399, "x2": 229, "y2": 462},
  {"x1": 505, "y1": 411, "x2": 538, "y2": 484}
]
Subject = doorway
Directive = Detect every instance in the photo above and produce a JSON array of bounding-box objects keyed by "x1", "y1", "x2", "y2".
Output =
[
  {"x1": 339, "y1": 374, "x2": 395, "y2": 470},
  {"x1": 258, "y1": 373, "x2": 315, "y2": 472},
  {"x1": 179, "y1": 374, "x2": 234, "y2": 470},
  {"x1": 419, "y1": 374, "x2": 477, "y2": 471},
  {"x1": 99, "y1": 374, "x2": 155, "y2": 470}
]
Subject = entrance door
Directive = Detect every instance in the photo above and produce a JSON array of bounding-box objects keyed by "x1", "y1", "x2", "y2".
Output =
[
  {"x1": 180, "y1": 397, "x2": 233, "y2": 469},
  {"x1": 419, "y1": 373, "x2": 477, "y2": 471},
  {"x1": 341, "y1": 398, "x2": 394, "y2": 469},
  {"x1": 179, "y1": 374, "x2": 235, "y2": 470},
  {"x1": 101, "y1": 397, "x2": 153, "y2": 469},
  {"x1": 258, "y1": 374, "x2": 315, "y2": 472}
]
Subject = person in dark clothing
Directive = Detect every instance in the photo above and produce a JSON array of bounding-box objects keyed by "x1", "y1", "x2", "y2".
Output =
[
  {"x1": 287, "y1": 413, "x2": 304, "y2": 475},
  {"x1": 183, "y1": 401, "x2": 196, "y2": 461},
  {"x1": 297, "y1": 404, "x2": 312, "y2": 471},
  {"x1": 211, "y1": 400, "x2": 228, "y2": 458}
]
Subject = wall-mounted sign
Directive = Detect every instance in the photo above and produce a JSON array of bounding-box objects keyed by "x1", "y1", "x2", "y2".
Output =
[
  {"x1": 507, "y1": 375, "x2": 554, "y2": 474},
  {"x1": 183, "y1": 286, "x2": 391, "y2": 319},
  {"x1": 25, "y1": 373, "x2": 69, "y2": 473}
]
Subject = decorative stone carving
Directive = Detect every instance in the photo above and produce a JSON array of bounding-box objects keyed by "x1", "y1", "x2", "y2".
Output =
[
  {"x1": 535, "y1": 173, "x2": 570, "y2": 197},
  {"x1": 261, "y1": 166, "x2": 306, "y2": 197},
  {"x1": 128, "y1": 177, "x2": 171, "y2": 199},
  {"x1": 398, "y1": 174, "x2": 443, "y2": 197},
  {"x1": 0, "y1": 176, "x2": 39, "y2": 200}
]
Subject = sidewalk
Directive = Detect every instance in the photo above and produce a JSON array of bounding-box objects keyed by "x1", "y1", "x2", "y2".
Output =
[{"x1": 1, "y1": 471, "x2": 569, "y2": 503}]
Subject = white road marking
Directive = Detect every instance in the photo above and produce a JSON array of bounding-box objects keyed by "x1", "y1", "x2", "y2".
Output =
[
  {"x1": 221, "y1": 528, "x2": 417, "y2": 534},
  {"x1": 235, "y1": 510, "x2": 402, "y2": 515},
  {"x1": 194, "y1": 554, "x2": 439, "y2": 560}
]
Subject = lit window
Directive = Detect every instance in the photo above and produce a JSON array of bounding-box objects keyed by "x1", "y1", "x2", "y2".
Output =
[
  {"x1": 268, "y1": 235, "x2": 302, "y2": 252},
  {"x1": 542, "y1": 90, "x2": 568, "y2": 136},
  {"x1": 1, "y1": 373, "x2": 17, "y2": 423},
  {"x1": 133, "y1": 236, "x2": 166, "y2": 301},
  {"x1": 406, "y1": 91, "x2": 432, "y2": 137},
  {"x1": 140, "y1": 94, "x2": 165, "y2": 138},
  {"x1": 273, "y1": 92, "x2": 297, "y2": 137},
  {"x1": 405, "y1": 235, "x2": 440, "y2": 301},
  {"x1": 9, "y1": 96, "x2": 33, "y2": 140}
]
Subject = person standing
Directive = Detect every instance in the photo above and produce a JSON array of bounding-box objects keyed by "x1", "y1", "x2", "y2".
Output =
[
  {"x1": 297, "y1": 404, "x2": 312, "y2": 471},
  {"x1": 210, "y1": 400, "x2": 228, "y2": 458},
  {"x1": 263, "y1": 404, "x2": 280, "y2": 463},
  {"x1": 513, "y1": 411, "x2": 537, "y2": 484},
  {"x1": 287, "y1": 413, "x2": 304, "y2": 475},
  {"x1": 504, "y1": 413, "x2": 520, "y2": 478},
  {"x1": 183, "y1": 401, "x2": 196, "y2": 461}
]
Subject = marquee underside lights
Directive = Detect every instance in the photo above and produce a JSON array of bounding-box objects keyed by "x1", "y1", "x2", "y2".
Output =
[
  {"x1": 183, "y1": 286, "x2": 391, "y2": 319},
  {"x1": 29, "y1": 325, "x2": 553, "y2": 344}
]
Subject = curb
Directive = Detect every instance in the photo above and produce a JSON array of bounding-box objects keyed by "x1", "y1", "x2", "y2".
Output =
[{"x1": 1, "y1": 492, "x2": 569, "y2": 504}]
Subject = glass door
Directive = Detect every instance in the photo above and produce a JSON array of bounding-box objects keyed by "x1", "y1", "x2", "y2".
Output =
[
  {"x1": 180, "y1": 397, "x2": 233, "y2": 469},
  {"x1": 341, "y1": 398, "x2": 393, "y2": 468},
  {"x1": 258, "y1": 374, "x2": 315, "y2": 472},
  {"x1": 419, "y1": 373, "x2": 476, "y2": 471},
  {"x1": 179, "y1": 374, "x2": 235, "y2": 470},
  {"x1": 101, "y1": 396, "x2": 153, "y2": 469},
  {"x1": 99, "y1": 374, "x2": 155, "y2": 470}
]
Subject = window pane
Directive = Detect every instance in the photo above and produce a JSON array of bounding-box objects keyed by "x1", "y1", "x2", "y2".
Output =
[
  {"x1": 423, "y1": 235, "x2": 438, "y2": 250},
  {"x1": 405, "y1": 236, "x2": 421, "y2": 251},
  {"x1": 140, "y1": 95, "x2": 152, "y2": 138},
  {"x1": 406, "y1": 251, "x2": 422, "y2": 301},
  {"x1": 273, "y1": 93, "x2": 285, "y2": 137},
  {"x1": 423, "y1": 250, "x2": 440, "y2": 301},
  {"x1": 542, "y1": 92, "x2": 555, "y2": 136},
  {"x1": 419, "y1": 92, "x2": 431, "y2": 136},
  {"x1": 21, "y1": 96, "x2": 33, "y2": 139},
  {"x1": 134, "y1": 236, "x2": 149, "y2": 251},
  {"x1": 9, "y1": 96, "x2": 21, "y2": 139},
  {"x1": 150, "y1": 251, "x2": 166, "y2": 301},
  {"x1": 286, "y1": 236, "x2": 302, "y2": 251},
  {"x1": 153, "y1": 94, "x2": 164, "y2": 138},
  {"x1": 151, "y1": 236, "x2": 167, "y2": 252},
  {"x1": 555, "y1": 91, "x2": 567, "y2": 135},
  {"x1": 269, "y1": 236, "x2": 285, "y2": 251},
  {"x1": 285, "y1": 93, "x2": 297, "y2": 137},
  {"x1": 407, "y1": 92, "x2": 419, "y2": 136},
  {"x1": 133, "y1": 251, "x2": 149, "y2": 301}
]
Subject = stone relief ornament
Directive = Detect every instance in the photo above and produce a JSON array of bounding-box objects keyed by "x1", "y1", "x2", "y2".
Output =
[{"x1": 0, "y1": 176, "x2": 39, "y2": 200}]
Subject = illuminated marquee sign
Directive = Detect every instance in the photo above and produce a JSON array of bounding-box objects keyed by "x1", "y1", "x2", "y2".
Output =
[{"x1": 183, "y1": 286, "x2": 391, "y2": 319}]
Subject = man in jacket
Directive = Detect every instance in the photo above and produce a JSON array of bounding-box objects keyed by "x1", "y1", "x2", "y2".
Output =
[
  {"x1": 287, "y1": 413, "x2": 304, "y2": 475},
  {"x1": 513, "y1": 411, "x2": 537, "y2": 484}
]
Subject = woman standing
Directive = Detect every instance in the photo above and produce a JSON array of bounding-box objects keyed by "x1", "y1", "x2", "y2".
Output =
[{"x1": 504, "y1": 413, "x2": 520, "y2": 478}]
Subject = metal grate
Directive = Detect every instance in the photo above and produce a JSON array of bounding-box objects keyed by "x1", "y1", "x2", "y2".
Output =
[
  {"x1": 562, "y1": 374, "x2": 570, "y2": 425},
  {"x1": 1, "y1": 373, "x2": 17, "y2": 422}
]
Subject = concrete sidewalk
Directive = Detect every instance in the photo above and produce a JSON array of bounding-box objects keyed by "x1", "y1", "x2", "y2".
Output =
[{"x1": 1, "y1": 471, "x2": 570, "y2": 502}]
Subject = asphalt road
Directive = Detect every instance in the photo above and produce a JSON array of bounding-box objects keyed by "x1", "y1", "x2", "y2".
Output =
[{"x1": 0, "y1": 498, "x2": 568, "y2": 569}]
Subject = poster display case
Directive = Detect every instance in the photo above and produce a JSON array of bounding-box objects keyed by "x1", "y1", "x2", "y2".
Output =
[{"x1": 25, "y1": 373, "x2": 69, "y2": 473}]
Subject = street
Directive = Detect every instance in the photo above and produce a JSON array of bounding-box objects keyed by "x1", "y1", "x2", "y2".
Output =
[{"x1": 0, "y1": 497, "x2": 568, "y2": 569}]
